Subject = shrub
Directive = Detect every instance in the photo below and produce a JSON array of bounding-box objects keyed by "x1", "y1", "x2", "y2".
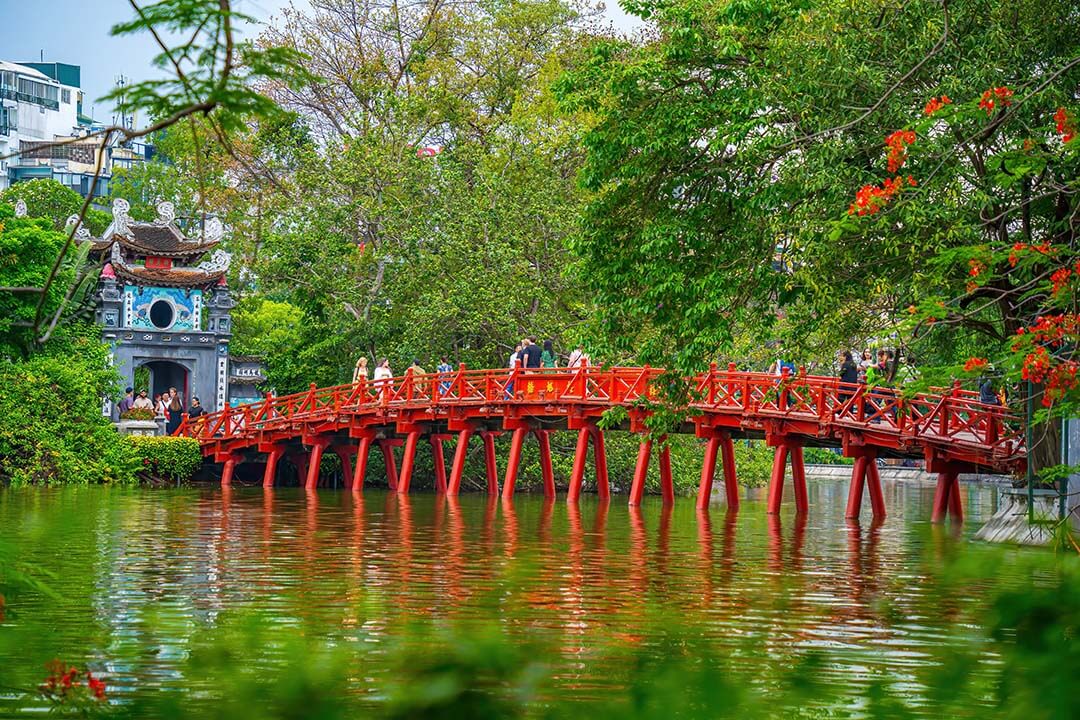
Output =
[
  {"x1": 120, "y1": 408, "x2": 158, "y2": 421},
  {"x1": 126, "y1": 435, "x2": 203, "y2": 483},
  {"x1": 0, "y1": 326, "x2": 136, "y2": 485}
]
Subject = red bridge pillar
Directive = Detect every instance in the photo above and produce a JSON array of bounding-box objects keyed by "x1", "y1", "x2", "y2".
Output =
[
  {"x1": 220, "y1": 453, "x2": 240, "y2": 487},
  {"x1": 397, "y1": 431, "x2": 422, "y2": 494},
  {"x1": 765, "y1": 436, "x2": 808, "y2": 515},
  {"x1": 567, "y1": 422, "x2": 610, "y2": 503},
  {"x1": 628, "y1": 436, "x2": 673, "y2": 507},
  {"x1": 502, "y1": 426, "x2": 556, "y2": 500},
  {"x1": 430, "y1": 434, "x2": 451, "y2": 494},
  {"x1": 926, "y1": 452, "x2": 965, "y2": 523},
  {"x1": 447, "y1": 427, "x2": 474, "y2": 496},
  {"x1": 351, "y1": 433, "x2": 374, "y2": 492},
  {"x1": 696, "y1": 430, "x2": 739, "y2": 510},
  {"x1": 261, "y1": 445, "x2": 283, "y2": 488},
  {"x1": 844, "y1": 452, "x2": 886, "y2": 520},
  {"x1": 447, "y1": 426, "x2": 501, "y2": 496},
  {"x1": 304, "y1": 437, "x2": 330, "y2": 490},
  {"x1": 378, "y1": 439, "x2": 402, "y2": 491}
]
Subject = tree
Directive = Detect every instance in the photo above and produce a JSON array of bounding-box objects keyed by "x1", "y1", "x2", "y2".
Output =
[
  {"x1": 203, "y1": 0, "x2": 597, "y2": 384},
  {"x1": 554, "y1": 0, "x2": 1080, "y2": 374},
  {"x1": 0, "y1": 180, "x2": 109, "y2": 235}
]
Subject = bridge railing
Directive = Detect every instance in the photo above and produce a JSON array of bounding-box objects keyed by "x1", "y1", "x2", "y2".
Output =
[{"x1": 176, "y1": 366, "x2": 1024, "y2": 465}]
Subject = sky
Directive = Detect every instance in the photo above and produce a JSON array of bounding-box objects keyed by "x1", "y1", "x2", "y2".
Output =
[{"x1": 0, "y1": 0, "x2": 643, "y2": 121}]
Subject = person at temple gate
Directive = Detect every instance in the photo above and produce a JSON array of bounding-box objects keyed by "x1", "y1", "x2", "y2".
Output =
[
  {"x1": 133, "y1": 390, "x2": 154, "y2": 410},
  {"x1": 166, "y1": 388, "x2": 184, "y2": 435},
  {"x1": 118, "y1": 387, "x2": 135, "y2": 416},
  {"x1": 154, "y1": 394, "x2": 168, "y2": 418}
]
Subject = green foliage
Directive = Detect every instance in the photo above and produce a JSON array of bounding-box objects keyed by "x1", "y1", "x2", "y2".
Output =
[
  {"x1": 0, "y1": 325, "x2": 135, "y2": 486},
  {"x1": 0, "y1": 179, "x2": 110, "y2": 234},
  {"x1": 125, "y1": 436, "x2": 202, "y2": 483},
  {"x1": 555, "y1": 0, "x2": 1080, "y2": 372}
]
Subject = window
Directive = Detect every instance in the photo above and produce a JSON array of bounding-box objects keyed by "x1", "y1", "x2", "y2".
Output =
[
  {"x1": 61, "y1": 89, "x2": 70, "y2": 104},
  {"x1": 149, "y1": 299, "x2": 175, "y2": 330}
]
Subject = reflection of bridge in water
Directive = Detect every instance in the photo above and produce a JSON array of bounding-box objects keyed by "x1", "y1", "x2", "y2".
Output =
[{"x1": 179, "y1": 365, "x2": 1025, "y2": 522}]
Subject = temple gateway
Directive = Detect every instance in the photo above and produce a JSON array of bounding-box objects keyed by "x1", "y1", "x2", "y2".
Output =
[{"x1": 76, "y1": 199, "x2": 264, "y2": 413}]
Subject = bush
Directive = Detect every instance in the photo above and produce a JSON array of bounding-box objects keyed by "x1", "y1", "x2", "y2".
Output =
[
  {"x1": 126, "y1": 435, "x2": 203, "y2": 483},
  {"x1": 0, "y1": 326, "x2": 136, "y2": 485},
  {"x1": 120, "y1": 408, "x2": 158, "y2": 421}
]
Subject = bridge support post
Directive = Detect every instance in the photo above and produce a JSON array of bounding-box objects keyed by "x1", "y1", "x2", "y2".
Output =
[
  {"x1": 536, "y1": 430, "x2": 556, "y2": 499},
  {"x1": 447, "y1": 428, "x2": 473, "y2": 496},
  {"x1": 333, "y1": 446, "x2": 353, "y2": 489},
  {"x1": 352, "y1": 435, "x2": 373, "y2": 492},
  {"x1": 720, "y1": 434, "x2": 739, "y2": 509},
  {"x1": 481, "y1": 432, "x2": 499, "y2": 495},
  {"x1": 568, "y1": 426, "x2": 591, "y2": 503},
  {"x1": 659, "y1": 442, "x2": 674, "y2": 506},
  {"x1": 397, "y1": 431, "x2": 421, "y2": 494},
  {"x1": 262, "y1": 447, "x2": 283, "y2": 488},
  {"x1": 697, "y1": 432, "x2": 739, "y2": 510},
  {"x1": 221, "y1": 454, "x2": 239, "y2": 487},
  {"x1": 845, "y1": 456, "x2": 867, "y2": 519},
  {"x1": 629, "y1": 438, "x2": 652, "y2": 507},
  {"x1": 430, "y1": 435, "x2": 449, "y2": 494},
  {"x1": 931, "y1": 470, "x2": 963, "y2": 523},
  {"x1": 866, "y1": 457, "x2": 886, "y2": 518},
  {"x1": 305, "y1": 439, "x2": 329, "y2": 490},
  {"x1": 502, "y1": 426, "x2": 530, "y2": 500},
  {"x1": 288, "y1": 453, "x2": 309, "y2": 487},
  {"x1": 766, "y1": 438, "x2": 807, "y2": 514},
  {"x1": 592, "y1": 427, "x2": 610, "y2": 499},
  {"x1": 378, "y1": 440, "x2": 400, "y2": 491}
]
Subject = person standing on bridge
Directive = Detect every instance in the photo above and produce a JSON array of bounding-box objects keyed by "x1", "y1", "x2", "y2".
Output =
[
  {"x1": 541, "y1": 339, "x2": 557, "y2": 368},
  {"x1": 507, "y1": 344, "x2": 523, "y2": 399},
  {"x1": 374, "y1": 359, "x2": 393, "y2": 399},
  {"x1": 839, "y1": 351, "x2": 858, "y2": 406},
  {"x1": 568, "y1": 344, "x2": 587, "y2": 368},
  {"x1": 522, "y1": 337, "x2": 542, "y2": 369},
  {"x1": 353, "y1": 355, "x2": 369, "y2": 384},
  {"x1": 437, "y1": 356, "x2": 453, "y2": 396}
]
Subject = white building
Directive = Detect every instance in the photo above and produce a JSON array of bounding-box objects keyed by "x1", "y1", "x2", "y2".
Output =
[{"x1": 0, "y1": 60, "x2": 153, "y2": 198}]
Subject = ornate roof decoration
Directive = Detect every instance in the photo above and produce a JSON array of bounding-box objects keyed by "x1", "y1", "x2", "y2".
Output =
[
  {"x1": 195, "y1": 249, "x2": 231, "y2": 274},
  {"x1": 13, "y1": 199, "x2": 27, "y2": 217},
  {"x1": 154, "y1": 201, "x2": 176, "y2": 226},
  {"x1": 204, "y1": 217, "x2": 224, "y2": 243},
  {"x1": 111, "y1": 198, "x2": 132, "y2": 236},
  {"x1": 65, "y1": 214, "x2": 92, "y2": 241}
]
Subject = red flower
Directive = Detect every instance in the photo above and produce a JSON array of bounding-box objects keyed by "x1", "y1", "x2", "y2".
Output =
[
  {"x1": 923, "y1": 95, "x2": 952, "y2": 115},
  {"x1": 963, "y1": 357, "x2": 989, "y2": 372},
  {"x1": 885, "y1": 130, "x2": 917, "y2": 172},
  {"x1": 968, "y1": 259, "x2": 984, "y2": 277},
  {"x1": 1051, "y1": 267, "x2": 1072, "y2": 296},
  {"x1": 1054, "y1": 107, "x2": 1076, "y2": 143},
  {"x1": 87, "y1": 673, "x2": 106, "y2": 700},
  {"x1": 847, "y1": 175, "x2": 913, "y2": 216},
  {"x1": 979, "y1": 87, "x2": 1013, "y2": 116}
]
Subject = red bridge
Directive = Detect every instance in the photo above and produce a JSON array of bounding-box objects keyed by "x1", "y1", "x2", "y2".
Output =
[{"x1": 177, "y1": 365, "x2": 1025, "y2": 522}]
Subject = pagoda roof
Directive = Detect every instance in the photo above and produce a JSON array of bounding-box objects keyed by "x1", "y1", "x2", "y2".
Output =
[
  {"x1": 113, "y1": 222, "x2": 220, "y2": 258},
  {"x1": 113, "y1": 263, "x2": 227, "y2": 289}
]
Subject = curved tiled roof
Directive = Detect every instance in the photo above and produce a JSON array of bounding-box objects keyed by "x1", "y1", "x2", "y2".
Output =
[
  {"x1": 113, "y1": 222, "x2": 219, "y2": 257},
  {"x1": 113, "y1": 263, "x2": 226, "y2": 288}
]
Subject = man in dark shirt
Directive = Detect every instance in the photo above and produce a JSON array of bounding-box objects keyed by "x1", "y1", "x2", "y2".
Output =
[{"x1": 522, "y1": 337, "x2": 542, "y2": 369}]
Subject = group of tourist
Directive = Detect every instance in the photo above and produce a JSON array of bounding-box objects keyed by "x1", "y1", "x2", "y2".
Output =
[
  {"x1": 507, "y1": 337, "x2": 588, "y2": 370},
  {"x1": 349, "y1": 338, "x2": 590, "y2": 397},
  {"x1": 116, "y1": 386, "x2": 205, "y2": 433}
]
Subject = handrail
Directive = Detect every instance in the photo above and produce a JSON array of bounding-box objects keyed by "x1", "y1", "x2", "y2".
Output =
[{"x1": 174, "y1": 367, "x2": 1024, "y2": 467}]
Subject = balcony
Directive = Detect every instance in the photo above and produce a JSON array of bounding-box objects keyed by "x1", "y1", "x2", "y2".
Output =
[{"x1": 0, "y1": 87, "x2": 60, "y2": 112}]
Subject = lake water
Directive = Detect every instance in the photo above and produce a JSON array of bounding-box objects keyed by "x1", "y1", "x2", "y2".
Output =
[{"x1": 0, "y1": 476, "x2": 1023, "y2": 715}]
